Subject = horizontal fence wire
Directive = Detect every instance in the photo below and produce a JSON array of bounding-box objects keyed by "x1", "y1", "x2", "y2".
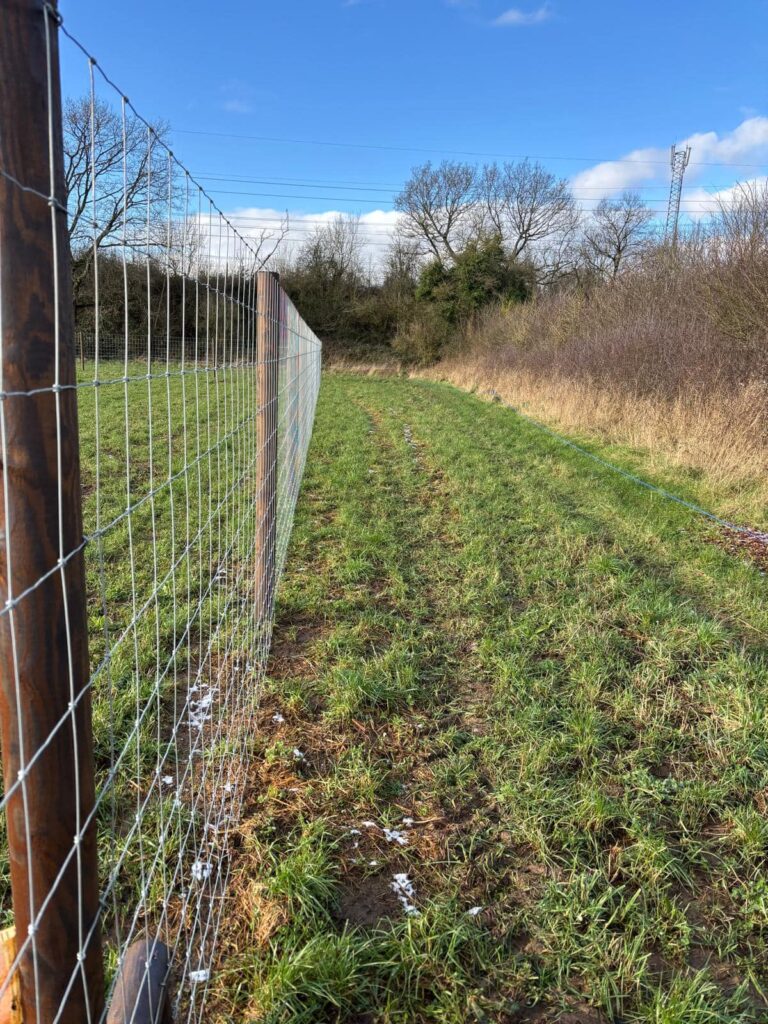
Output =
[
  {"x1": 0, "y1": 3, "x2": 322, "y2": 1021},
  {"x1": 485, "y1": 390, "x2": 768, "y2": 541}
]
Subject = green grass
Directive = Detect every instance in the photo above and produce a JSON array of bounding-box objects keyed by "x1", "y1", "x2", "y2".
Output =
[
  {"x1": 210, "y1": 373, "x2": 768, "y2": 1024},
  {"x1": 76, "y1": 362, "x2": 265, "y2": 931},
  {"x1": 1, "y1": 359, "x2": 281, "y2": 975}
]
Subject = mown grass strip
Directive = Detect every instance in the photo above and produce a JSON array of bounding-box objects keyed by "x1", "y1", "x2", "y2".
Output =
[{"x1": 211, "y1": 374, "x2": 768, "y2": 1024}]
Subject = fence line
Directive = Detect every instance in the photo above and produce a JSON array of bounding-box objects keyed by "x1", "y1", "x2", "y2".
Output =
[{"x1": 0, "y1": 2, "x2": 322, "y2": 1021}]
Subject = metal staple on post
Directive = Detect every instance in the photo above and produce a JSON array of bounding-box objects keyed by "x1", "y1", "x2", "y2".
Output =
[
  {"x1": 256, "y1": 272, "x2": 280, "y2": 629},
  {"x1": 0, "y1": 1, "x2": 104, "y2": 1021}
]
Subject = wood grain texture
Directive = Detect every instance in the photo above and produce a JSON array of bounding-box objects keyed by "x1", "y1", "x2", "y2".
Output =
[
  {"x1": 0, "y1": 2, "x2": 104, "y2": 1021},
  {"x1": 106, "y1": 938, "x2": 171, "y2": 1024},
  {"x1": 0, "y1": 929, "x2": 22, "y2": 1024}
]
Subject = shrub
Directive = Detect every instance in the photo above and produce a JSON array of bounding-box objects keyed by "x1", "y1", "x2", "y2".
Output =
[
  {"x1": 394, "y1": 236, "x2": 532, "y2": 364},
  {"x1": 392, "y1": 305, "x2": 451, "y2": 366}
]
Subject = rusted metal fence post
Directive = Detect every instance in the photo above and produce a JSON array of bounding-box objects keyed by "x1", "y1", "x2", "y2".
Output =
[
  {"x1": 256, "y1": 272, "x2": 280, "y2": 627},
  {"x1": 0, "y1": 1, "x2": 104, "y2": 1020}
]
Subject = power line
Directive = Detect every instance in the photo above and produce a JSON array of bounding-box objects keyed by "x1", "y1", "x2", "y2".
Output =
[
  {"x1": 194, "y1": 172, "x2": 406, "y2": 190},
  {"x1": 196, "y1": 178, "x2": 397, "y2": 195},
  {"x1": 193, "y1": 172, "x2": 732, "y2": 193},
  {"x1": 193, "y1": 187, "x2": 731, "y2": 209},
  {"x1": 172, "y1": 127, "x2": 768, "y2": 168},
  {"x1": 205, "y1": 188, "x2": 389, "y2": 205}
]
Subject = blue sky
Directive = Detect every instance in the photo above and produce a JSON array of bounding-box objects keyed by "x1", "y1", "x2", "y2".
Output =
[{"x1": 58, "y1": 0, "x2": 768, "y2": 257}]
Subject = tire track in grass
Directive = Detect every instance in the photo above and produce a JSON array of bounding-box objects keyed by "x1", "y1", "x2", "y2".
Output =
[
  {"x1": 323, "y1": 387, "x2": 515, "y2": 923},
  {"x1": 339, "y1": 378, "x2": 587, "y2": 1020},
  {"x1": 208, "y1": 376, "x2": 524, "y2": 1024}
]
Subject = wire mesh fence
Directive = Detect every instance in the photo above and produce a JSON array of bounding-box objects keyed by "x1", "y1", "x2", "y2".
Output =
[{"x1": 0, "y1": 2, "x2": 321, "y2": 1021}]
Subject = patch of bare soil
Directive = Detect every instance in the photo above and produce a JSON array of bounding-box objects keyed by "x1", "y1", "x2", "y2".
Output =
[
  {"x1": 268, "y1": 616, "x2": 325, "y2": 680},
  {"x1": 335, "y1": 873, "x2": 403, "y2": 927}
]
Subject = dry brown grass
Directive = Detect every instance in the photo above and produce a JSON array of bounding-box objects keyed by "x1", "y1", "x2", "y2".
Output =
[
  {"x1": 325, "y1": 357, "x2": 404, "y2": 377},
  {"x1": 415, "y1": 247, "x2": 768, "y2": 519},
  {"x1": 422, "y1": 359, "x2": 768, "y2": 488}
]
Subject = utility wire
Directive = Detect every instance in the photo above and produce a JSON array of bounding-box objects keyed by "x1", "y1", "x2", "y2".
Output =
[
  {"x1": 192, "y1": 172, "x2": 733, "y2": 194},
  {"x1": 193, "y1": 186, "x2": 733, "y2": 209},
  {"x1": 172, "y1": 127, "x2": 768, "y2": 169}
]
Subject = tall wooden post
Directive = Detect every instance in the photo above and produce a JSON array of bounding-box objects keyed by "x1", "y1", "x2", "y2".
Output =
[
  {"x1": 256, "y1": 272, "x2": 280, "y2": 627},
  {"x1": 0, "y1": 2, "x2": 104, "y2": 1021}
]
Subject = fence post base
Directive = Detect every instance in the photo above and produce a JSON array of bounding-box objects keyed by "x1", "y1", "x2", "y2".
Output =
[{"x1": 106, "y1": 938, "x2": 172, "y2": 1024}]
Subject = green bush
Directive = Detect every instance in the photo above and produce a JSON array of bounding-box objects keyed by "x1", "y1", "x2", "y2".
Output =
[
  {"x1": 394, "y1": 236, "x2": 532, "y2": 364},
  {"x1": 392, "y1": 305, "x2": 450, "y2": 365}
]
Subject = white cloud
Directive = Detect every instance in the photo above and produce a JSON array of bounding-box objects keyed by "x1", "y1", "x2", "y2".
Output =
[
  {"x1": 571, "y1": 146, "x2": 664, "y2": 195},
  {"x1": 572, "y1": 116, "x2": 768, "y2": 199},
  {"x1": 679, "y1": 185, "x2": 720, "y2": 219},
  {"x1": 198, "y1": 206, "x2": 403, "y2": 273},
  {"x1": 682, "y1": 177, "x2": 768, "y2": 220},
  {"x1": 493, "y1": 4, "x2": 552, "y2": 26},
  {"x1": 684, "y1": 116, "x2": 768, "y2": 164}
]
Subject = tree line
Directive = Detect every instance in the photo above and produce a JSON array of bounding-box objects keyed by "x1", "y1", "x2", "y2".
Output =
[
  {"x1": 65, "y1": 97, "x2": 285, "y2": 358},
  {"x1": 280, "y1": 159, "x2": 661, "y2": 363},
  {"x1": 63, "y1": 95, "x2": 765, "y2": 367}
]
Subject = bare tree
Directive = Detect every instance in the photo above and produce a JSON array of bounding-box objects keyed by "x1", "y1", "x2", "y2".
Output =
[
  {"x1": 65, "y1": 97, "x2": 171, "y2": 254},
  {"x1": 703, "y1": 180, "x2": 768, "y2": 343},
  {"x1": 712, "y1": 180, "x2": 768, "y2": 261},
  {"x1": 150, "y1": 218, "x2": 206, "y2": 278},
  {"x1": 480, "y1": 160, "x2": 577, "y2": 266},
  {"x1": 297, "y1": 215, "x2": 364, "y2": 282},
  {"x1": 395, "y1": 161, "x2": 479, "y2": 265},
  {"x1": 65, "y1": 96, "x2": 171, "y2": 312},
  {"x1": 186, "y1": 212, "x2": 290, "y2": 280},
  {"x1": 279, "y1": 215, "x2": 366, "y2": 339},
  {"x1": 384, "y1": 234, "x2": 422, "y2": 295},
  {"x1": 580, "y1": 192, "x2": 654, "y2": 280},
  {"x1": 250, "y1": 215, "x2": 291, "y2": 271}
]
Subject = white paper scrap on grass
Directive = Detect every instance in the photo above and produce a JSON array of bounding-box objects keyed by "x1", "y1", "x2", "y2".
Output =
[
  {"x1": 383, "y1": 828, "x2": 408, "y2": 846},
  {"x1": 191, "y1": 860, "x2": 212, "y2": 882},
  {"x1": 391, "y1": 873, "x2": 420, "y2": 916}
]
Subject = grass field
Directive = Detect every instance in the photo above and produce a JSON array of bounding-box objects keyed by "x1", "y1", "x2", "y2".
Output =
[
  {"x1": 1, "y1": 361, "x2": 277, "y2": 986},
  {"x1": 209, "y1": 373, "x2": 768, "y2": 1024}
]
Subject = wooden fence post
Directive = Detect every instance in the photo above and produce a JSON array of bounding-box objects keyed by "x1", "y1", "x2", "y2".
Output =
[
  {"x1": 105, "y1": 938, "x2": 171, "y2": 1024},
  {"x1": 256, "y1": 272, "x2": 280, "y2": 627},
  {"x1": 0, "y1": 1, "x2": 104, "y2": 1021}
]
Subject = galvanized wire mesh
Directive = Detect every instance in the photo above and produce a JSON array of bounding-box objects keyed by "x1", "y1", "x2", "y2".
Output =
[{"x1": 0, "y1": 4, "x2": 321, "y2": 1021}]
